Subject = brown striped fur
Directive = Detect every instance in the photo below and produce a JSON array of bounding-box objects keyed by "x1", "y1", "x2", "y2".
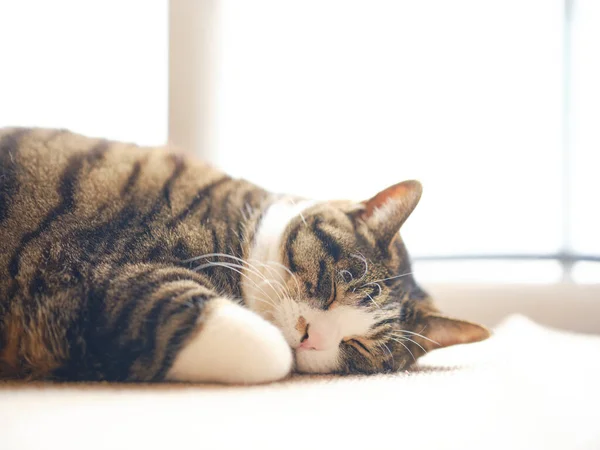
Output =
[{"x1": 0, "y1": 127, "x2": 489, "y2": 381}]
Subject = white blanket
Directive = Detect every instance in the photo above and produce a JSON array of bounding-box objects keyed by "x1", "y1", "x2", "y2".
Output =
[{"x1": 1, "y1": 315, "x2": 599, "y2": 450}]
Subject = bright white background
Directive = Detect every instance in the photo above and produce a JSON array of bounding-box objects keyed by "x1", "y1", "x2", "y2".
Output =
[
  {"x1": 213, "y1": 0, "x2": 565, "y2": 260},
  {"x1": 570, "y1": 0, "x2": 600, "y2": 257},
  {"x1": 0, "y1": 0, "x2": 168, "y2": 146},
  {"x1": 0, "y1": 0, "x2": 597, "y2": 283}
]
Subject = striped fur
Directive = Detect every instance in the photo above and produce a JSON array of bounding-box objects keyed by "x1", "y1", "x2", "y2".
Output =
[{"x1": 0, "y1": 128, "x2": 489, "y2": 383}]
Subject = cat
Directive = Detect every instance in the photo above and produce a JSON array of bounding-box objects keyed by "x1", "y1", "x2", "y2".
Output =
[{"x1": 0, "y1": 128, "x2": 489, "y2": 383}]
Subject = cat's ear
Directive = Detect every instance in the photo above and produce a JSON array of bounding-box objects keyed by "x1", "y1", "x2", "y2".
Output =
[
  {"x1": 360, "y1": 180, "x2": 422, "y2": 243},
  {"x1": 418, "y1": 314, "x2": 491, "y2": 352}
]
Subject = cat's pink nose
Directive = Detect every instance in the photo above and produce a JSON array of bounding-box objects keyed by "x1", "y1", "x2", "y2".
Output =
[{"x1": 299, "y1": 328, "x2": 325, "y2": 351}]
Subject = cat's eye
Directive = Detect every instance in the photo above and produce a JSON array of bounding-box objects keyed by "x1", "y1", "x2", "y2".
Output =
[{"x1": 343, "y1": 337, "x2": 371, "y2": 355}]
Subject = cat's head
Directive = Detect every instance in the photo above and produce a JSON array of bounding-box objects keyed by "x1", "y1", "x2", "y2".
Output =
[{"x1": 244, "y1": 180, "x2": 490, "y2": 374}]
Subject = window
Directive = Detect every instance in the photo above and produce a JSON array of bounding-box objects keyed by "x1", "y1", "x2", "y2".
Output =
[
  {"x1": 204, "y1": 0, "x2": 598, "y2": 282},
  {"x1": 570, "y1": 0, "x2": 600, "y2": 257},
  {"x1": 1, "y1": 1, "x2": 597, "y2": 283}
]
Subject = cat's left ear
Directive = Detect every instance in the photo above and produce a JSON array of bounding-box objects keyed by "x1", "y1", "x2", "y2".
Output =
[
  {"x1": 418, "y1": 314, "x2": 491, "y2": 352},
  {"x1": 360, "y1": 180, "x2": 422, "y2": 244}
]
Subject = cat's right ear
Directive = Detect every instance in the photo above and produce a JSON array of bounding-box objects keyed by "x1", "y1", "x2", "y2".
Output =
[
  {"x1": 358, "y1": 180, "x2": 422, "y2": 244},
  {"x1": 417, "y1": 314, "x2": 491, "y2": 352}
]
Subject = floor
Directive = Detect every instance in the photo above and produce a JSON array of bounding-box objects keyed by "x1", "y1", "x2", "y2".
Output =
[{"x1": 2, "y1": 315, "x2": 599, "y2": 450}]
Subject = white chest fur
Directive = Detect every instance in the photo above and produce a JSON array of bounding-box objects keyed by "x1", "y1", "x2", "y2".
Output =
[{"x1": 242, "y1": 199, "x2": 316, "y2": 314}]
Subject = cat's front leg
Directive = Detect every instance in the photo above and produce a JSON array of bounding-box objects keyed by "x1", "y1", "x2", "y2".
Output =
[
  {"x1": 88, "y1": 264, "x2": 292, "y2": 384},
  {"x1": 166, "y1": 296, "x2": 293, "y2": 384}
]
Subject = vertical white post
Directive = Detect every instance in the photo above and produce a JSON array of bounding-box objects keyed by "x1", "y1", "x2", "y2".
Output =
[
  {"x1": 561, "y1": 0, "x2": 574, "y2": 281},
  {"x1": 168, "y1": 0, "x2": 216, "y2": 157}
]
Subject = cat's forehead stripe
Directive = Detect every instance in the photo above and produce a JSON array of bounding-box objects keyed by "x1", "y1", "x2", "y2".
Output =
[{"x1": 241, "y1": 199, "x2": 317, "y2": 311}]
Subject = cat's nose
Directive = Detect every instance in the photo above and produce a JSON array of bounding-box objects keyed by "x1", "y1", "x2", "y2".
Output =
[{"x1": 298, "y1": 324, "x2": 331, "y2": 351}]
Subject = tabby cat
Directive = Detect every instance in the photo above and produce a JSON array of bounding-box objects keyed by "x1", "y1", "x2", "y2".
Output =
[{"x1": 0, "y1": 128, "x2": 489, "y2": 383}]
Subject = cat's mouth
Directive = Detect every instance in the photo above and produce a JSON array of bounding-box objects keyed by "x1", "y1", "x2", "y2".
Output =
[{"x1": 295, "y1": 346, "x2": 318, "y2": 352}]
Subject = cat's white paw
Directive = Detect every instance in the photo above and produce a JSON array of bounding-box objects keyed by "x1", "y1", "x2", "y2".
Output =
[{"x1": 166, "y1": 298, "x2": 293, "y2": 384}]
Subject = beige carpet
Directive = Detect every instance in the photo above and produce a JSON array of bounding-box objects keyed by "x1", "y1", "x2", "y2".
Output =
[{"x1": 1, "y1": 315, "x2": 599, "y2": 450}]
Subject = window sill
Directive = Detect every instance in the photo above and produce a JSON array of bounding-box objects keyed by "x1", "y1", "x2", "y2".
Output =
[{"x1": 423, "y1": 282, "x2": 600, "y2": 335}]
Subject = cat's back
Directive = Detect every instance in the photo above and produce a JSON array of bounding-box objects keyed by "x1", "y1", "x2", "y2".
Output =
[
  {"x1": 0, "y1": 127, "x2": 153, "y2": 239},
  {"x1": 0, "y1": 127, "x2": 226, "y2": 299}
]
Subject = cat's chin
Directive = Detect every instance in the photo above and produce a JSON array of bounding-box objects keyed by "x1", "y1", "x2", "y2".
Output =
[{"x1": 294, "y1": 347, "x2": 340, "y2": 374}]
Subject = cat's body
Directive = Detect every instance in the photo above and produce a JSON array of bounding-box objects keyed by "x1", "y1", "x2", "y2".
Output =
[{"x1": 0, "y1": 128, "x2": 489, "y2": 383}]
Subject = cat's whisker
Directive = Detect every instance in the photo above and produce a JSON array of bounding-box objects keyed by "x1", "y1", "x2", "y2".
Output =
[
  {"x1": 183, "y1": 253, "x2": 250, "y2": 265},
  {"x1": 339, "y1": 270, "x2": 353, "y2": 283},
  {"x1": 256, "y1": 278, "x2": 289, "y2": 301},
  {"x1": 183, "y1": 254, "x2": 217, "y2": 263},
  {"x1": 350, "y1": 253, "x2": 369, "y2": 281},
  {"x1": 214, "y1": 259, "x2": 288, "y2": 295},
  {"x1": 362, "y1": 281, "x2": 382, "y2": 297},
  {"x1": 388, "y1": 337, "x2": 416, "y2": 362},
  {"x1": 252, "y1": 297, "x2": 283, "y2": 312},
  {"x1": 377, "y1": 342, "x2": 395, "y2": 368},
  {"x1": 289, "y1": 199, "x2": 309, "y2": 227},
  {"x1": 226, "y1": 263, "x2": 290, "y2": 313},
  {"x1": 186, "y1": 253, "x2": 287, "y2": 302},
  {"x1": 217, "y1": 261, "x2": 288, "y2": 304},
  {"x1": 197, "y1": 254, "x2": 297, "y2": 307},
  {"x1": 299, "y1": 211, "x2": 308, "y2": 227},
  {"x1": 249, "y1": 260, "x2": 294, "y2": 298},
  {"x1": 397, "y1": 328, "x2": 440, "y2": 347},
  {"x1": 365, "y1": 293, "x2": 382, "y2": 311},
  {"x1": 252, "y1": 258, "x2": 302, "y2": 295},
  {"x1": 392, "y1": 333, "x2": 427, "y2": 354},
  {"x1": 192, "y1": 262, "x2": 282, "y2": 311},
  {"x1": 362, "y1": 271, "x2": 414, "y2": 287},
  {"x1": 192, "y1": 261, "x2": 275, "y2": 306}
]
